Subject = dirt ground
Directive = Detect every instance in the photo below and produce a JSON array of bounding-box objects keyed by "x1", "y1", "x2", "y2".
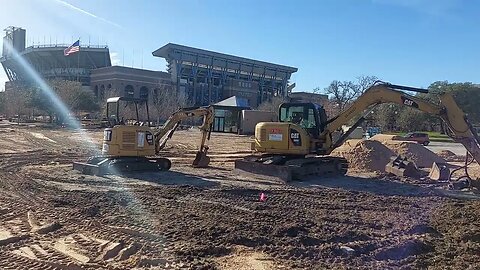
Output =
[{"x1": 0, "y1": 125, "x2": 479, "y2": 269}]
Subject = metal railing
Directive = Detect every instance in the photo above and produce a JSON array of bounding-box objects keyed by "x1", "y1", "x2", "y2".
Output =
[{"x1": 25, "y1": 44, "x2": 109, "y2": 49}]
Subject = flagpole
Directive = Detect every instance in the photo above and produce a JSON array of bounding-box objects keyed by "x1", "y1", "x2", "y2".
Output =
[{"x1": 77, "y1": 38, "x2": 80, "y2": 82}]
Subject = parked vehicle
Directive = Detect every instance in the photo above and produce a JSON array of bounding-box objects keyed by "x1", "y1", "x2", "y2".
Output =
[
  {"x1": 365, "y1": 127, "x2": 381, "y2": 139},
  {"x1": 402, "y1": 132, "x2": 430, "y2": 146}
]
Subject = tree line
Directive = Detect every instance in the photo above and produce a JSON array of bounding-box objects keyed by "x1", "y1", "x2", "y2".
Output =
[
  {"x1": 0, "y1": 79, "x2": 188, "y2": 125},
  {"x1": 257, "y1": 76, "x2": 479, "y2": 133},
  {"x1": 0, "y1": 80, "x2": 99, "y2": 124},
  {"x1": 319, "y1": 78, "x2": 480, "y2": 132}
]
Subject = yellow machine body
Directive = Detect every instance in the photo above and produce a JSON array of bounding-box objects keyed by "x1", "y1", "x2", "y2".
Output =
[
  {"x1": 237, "y1": 82, "x2": 480, "y2": 183},
  {"x1": 102, "y1": 125, "x2": 156, "y2": 157},
  {"x1": 253, "y1": 122, "x2": 311, "y2": 155}
]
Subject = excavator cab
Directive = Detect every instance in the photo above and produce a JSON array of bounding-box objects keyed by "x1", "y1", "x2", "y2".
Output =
[
  {"x1": 279, "y1": 103, "x2": 327, "y2": 139},
  {"x1": 102, "y1": 97, "x2": 156, "y2": 157},
  {"x1": 106, "y1": 97, "x2": 150, "y2": 127},
  {"x1": 252, "y1": 102, "x2": 330, "y2": 157}
]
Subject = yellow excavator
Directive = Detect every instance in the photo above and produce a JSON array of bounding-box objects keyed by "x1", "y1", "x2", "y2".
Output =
[
  {"x1": 235, "y1": 82, "x2": 480, "y2": 182},
  {"x1": 73, "y1": 96, "x2": 214, "y2": 175}
]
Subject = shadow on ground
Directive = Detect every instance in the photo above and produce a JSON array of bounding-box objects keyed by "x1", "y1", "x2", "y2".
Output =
[
  {"x1": 294, "y1": 175, "x2": 439, "y2": 197},
  {"x1": 114, "y1": 170, "x2": 220, "y2": 188}
]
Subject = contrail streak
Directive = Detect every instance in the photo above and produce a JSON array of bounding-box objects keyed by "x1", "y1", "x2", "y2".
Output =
[{"x1": 53, "y1": 0, "x2": 122, "y2": 28}]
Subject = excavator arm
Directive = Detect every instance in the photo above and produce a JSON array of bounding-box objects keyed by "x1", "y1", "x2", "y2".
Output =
[
  {"x1": 324, "y1": 82, "x2": 480, "y2": 168},
  {"x1": 154, "y1": 106, "x2": 215, "y2": 167}
]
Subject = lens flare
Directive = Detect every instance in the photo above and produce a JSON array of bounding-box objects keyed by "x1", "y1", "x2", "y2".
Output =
[
  {"x1": 3, "y1": 42, "x2": 160, "y2": 237},
  {"x1": 3, "y1": 42, "x2": 99, "y2": 155}
]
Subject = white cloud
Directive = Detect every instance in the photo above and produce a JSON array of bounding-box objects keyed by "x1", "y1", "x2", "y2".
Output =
[
  {"x1": 110, "y1": 52, "x2": 121, "y2": 66},
  {"x1": 53, "y1": 0, "x2": 122, "y2": 28}
]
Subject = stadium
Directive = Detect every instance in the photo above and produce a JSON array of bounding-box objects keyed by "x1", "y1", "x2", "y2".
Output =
[
  {"x1": 1, "y1": 26, "x2": 110, "y2": 92},
  {"x1": 1, "y1": 27, "x2": 298, "y2": 107}
]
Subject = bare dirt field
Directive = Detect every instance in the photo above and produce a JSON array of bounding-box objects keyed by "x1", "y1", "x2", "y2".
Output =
[{"x1": 0, "y1": 125, "x2": 479, "y2": 269}]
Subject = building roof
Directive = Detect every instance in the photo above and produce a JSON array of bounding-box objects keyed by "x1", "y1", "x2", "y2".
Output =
[
  {"x1": 213, "y1": 96, "x2": 251, "y2": 109},
  {"x1": 107, "y1": 96, "x2": 148, "y2": 103},
  {"x1": 290, "y1": 91, "x2": 328, "y2": 97},
  {"x1": 152, "y1": 43, "x2": 297, "y2": 79},
  {"x1": 1, "y1": 44, "x2": 111, "y2": 83},
  {"x1": 289, "y1": 91, "x2": 329, "y2": 103},
  {"x1": 91, "y1": 65, "x2": 170, "y2": 79}
]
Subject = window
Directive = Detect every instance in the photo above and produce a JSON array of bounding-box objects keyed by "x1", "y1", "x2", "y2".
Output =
[
  {"x1": 100, "y1": 85, "x2": 105, "y2": 100},
  {"x1": 280, "y1": 106, "x2": 317, "y2": 129},
  {"x1": 124, "y1": 85, "x2": 135, "y2": 98},
  {"x1": 139, "y1": 86, "x2": 149, "y2": 99}
]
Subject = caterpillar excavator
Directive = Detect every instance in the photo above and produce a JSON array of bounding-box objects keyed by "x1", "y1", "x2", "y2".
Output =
[
  {"x1": 73, "y1": 96, "x2": 214, "y2": 175},
  {"x1": 235, "y1": 82, "x2": 480, "y2": 183}
]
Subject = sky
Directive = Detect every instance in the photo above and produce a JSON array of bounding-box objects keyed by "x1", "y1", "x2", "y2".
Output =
[{"x1": 0, "y1": 0, "x2": 478, "y2": 92}]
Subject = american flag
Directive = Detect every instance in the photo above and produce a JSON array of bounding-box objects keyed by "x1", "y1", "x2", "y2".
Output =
[{"x1": 64, "y1": 40, "x2": 80, "y2": 56}]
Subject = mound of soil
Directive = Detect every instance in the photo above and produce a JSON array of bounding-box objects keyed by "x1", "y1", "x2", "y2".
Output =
[
  {"x1": 437, "y1": 150, "x2": 465, "y2": 162},
  {"x1": 370, "y1": 134, "x2": 404, "y2": 143},
  {"x1": 385, "y1": 141, "x2": 445, "y2": 168},
  {"x1": 437, "y1": 150, "x2": 456, "y2": 158},
  {"x1": 331, "y1": 140, "x2": 395, "y2": 173}
]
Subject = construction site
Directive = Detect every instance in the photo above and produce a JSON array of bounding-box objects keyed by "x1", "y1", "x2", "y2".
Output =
[
  {"x1": 1, "y1": 80, "x2": 480, "y2": 270},
  {"x1": 1, "y1": 6, "x2": 480, "y2": 268}
]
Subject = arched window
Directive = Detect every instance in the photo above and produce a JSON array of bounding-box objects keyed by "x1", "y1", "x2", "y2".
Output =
[
  {"x1": 100, "y1": 85, "x2": 105, "y2": 100},
  {"x1": 139, "y1": 86, "x2": 149, "y2": 99},
  {"x1": 152, "y1": 88, "x2": 160, "y2": 104},
  {"x1": 124, "y1": 85, "x2": 135, "y2": 98}
]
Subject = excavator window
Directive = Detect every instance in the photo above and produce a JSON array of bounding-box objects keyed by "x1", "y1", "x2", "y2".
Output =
[{"x1": 279, "y1": 103, "x2": 323, "y2": 138}]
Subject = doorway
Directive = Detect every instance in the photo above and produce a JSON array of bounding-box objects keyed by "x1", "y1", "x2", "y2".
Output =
[{"x1": 213, "y1": 117, "x2": 225, "y2": 132}]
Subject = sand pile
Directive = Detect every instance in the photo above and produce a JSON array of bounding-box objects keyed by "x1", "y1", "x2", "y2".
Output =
[
  {"x1": 370, "y1": 134, "x2": 404, "y2": 143},
  {"x1": 332, "y1": 139, "x2": 362, "y2": 152},
  {"x1": 331, "y1": 140, "x2": 395, "y2": 173},
  {"x1": 437, "y1": 150, "x2": 456, "y2": 158},
  {"x1": 383, "y1": 141, "x2": 445, "y2": 168},
  {"x1": 437, "y1": 150, "x2": 465, "y2": 162}
]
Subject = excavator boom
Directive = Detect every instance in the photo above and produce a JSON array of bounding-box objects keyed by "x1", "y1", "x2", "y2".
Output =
[
  {"x1": 236, "y1": 82, "x2": 480, "y2": 183},
  {"x1": 326, "y1": 82, "x2": 480, "y2": 165},
  {"x1": 73, "y1": 100, "x2": 215, "y2": 175},
  {"x1": 154, "y1": 106, "x2": 214, "y2": 167}
]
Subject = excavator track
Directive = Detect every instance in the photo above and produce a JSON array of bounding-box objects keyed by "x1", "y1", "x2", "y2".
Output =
[
  {"x1": 234, "y1": 155, "x2": 348, "y2": 182},
  {"x1": 73, "y1": 156, "x2": 172, "y2": 176}
]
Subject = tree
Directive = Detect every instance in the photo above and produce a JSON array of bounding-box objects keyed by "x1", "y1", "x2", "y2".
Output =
[
  {"x1": 427, "y1": 81, "x2": 480, "y2": 124},
  {"x1": 257, "y1": 96, "x2": 287, "y2": 118},
  {"x1": 396, "y1": 107, "x2": 431, "y2": 132},
  {"x1": 49, "y1": 79, "x2": 99, "y2": 113},
  {"x1": 149, "y1": 85, "x2": 188, "y2": 125},
  {"x1": 316, "y1": 75, "x2": 378, "y2": 114},
  {"x1": 371, "y1": 104, "x2": 401, "y2": 131},
  {"x1": 4, "y1": 88, "x2": 30, "y2": 123}
]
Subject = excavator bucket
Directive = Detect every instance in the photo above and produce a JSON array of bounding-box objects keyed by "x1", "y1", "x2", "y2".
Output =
[
  {"x1": 428, "y1": 162, "x2": 450, "y2": 181},
  {"x1": 385, "y1": 155, "x2": 421, "y2": 178},
  {"x1": 192, "y1": 151, "x2": 210, "y2": 168}
]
